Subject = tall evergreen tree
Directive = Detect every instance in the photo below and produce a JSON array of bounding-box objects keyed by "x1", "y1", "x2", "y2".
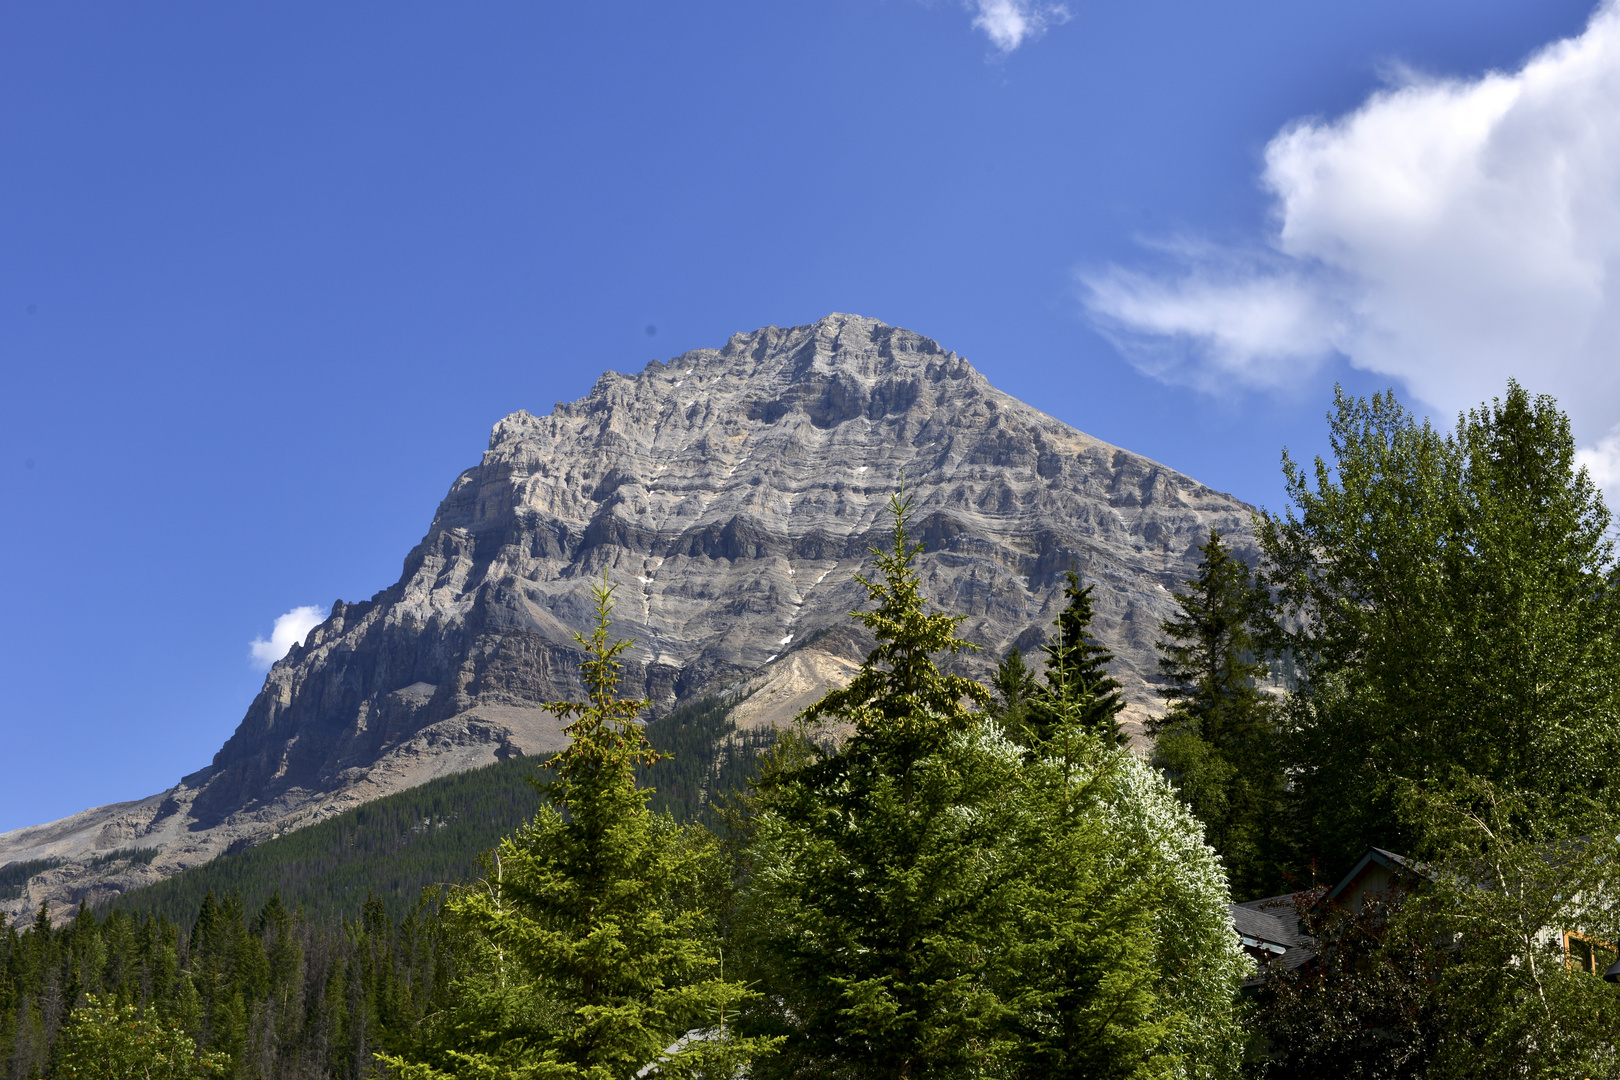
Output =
[
  {"x1": 1151, "y1": 528, "x2": 1286, "y2": 898},
  {"x1": 380, "y1": 578, "x2": 777, "y2": 1080},
  {"x1": 1021, "y1": 572, "x2": 1126, "y2": 747},
  {"x1": 737, "y1": 492, "x2": 1246, "y2": 1080},
  {"x1": 738, "y1": 488, "x2": 1022, "y2": 1079},
  {"x1": 1002, "y1": 615, "x2": 1249, "y2": 1080},
  {"x1": 998, "y1": 683, "x2": 1168, "y2": 1079}
]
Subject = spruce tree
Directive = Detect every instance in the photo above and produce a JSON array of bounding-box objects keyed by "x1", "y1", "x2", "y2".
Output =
[
  {"x1": 987, "y1": 646, "x2": 1039, "y2": 732},
  {"x1": 739, "y1": 488, "x2": 1021, "y2": 1079},
  {"x1": 379, "y1": 578, "x2": 777, "y2": 1080},
  {"x1": 1022, "y1": 572, "x2": 1126, "y2": 747},
  {"x1": 1151, "y1": 528, "x2": 1285, "y2": 898},
  {"x1": 998, "y1": 676, "x2": 1169, "y2": 1079}
]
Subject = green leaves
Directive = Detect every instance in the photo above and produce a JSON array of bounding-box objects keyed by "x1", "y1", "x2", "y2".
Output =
[
  {"x1": 55, "y1": 995, "x2": 227, "y2": 1079},
  {"x1": 1380, "y1": 778, "x2": 1620, "y2": 1079},
  {"x1": 1259, "y1": 382, "x2": 1620, "y2": 870},
  {"x1": 1248, "y1": 382, "x2": 1620, "y2": 1076}
]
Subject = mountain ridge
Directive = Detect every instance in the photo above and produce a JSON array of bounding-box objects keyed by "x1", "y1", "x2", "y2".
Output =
[{"x1": 0, "y1": 313, "x2": 1255, "y2": 922}]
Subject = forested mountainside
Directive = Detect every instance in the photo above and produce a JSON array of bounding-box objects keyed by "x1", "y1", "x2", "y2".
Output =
[
  {"x1": 6, "y1": 695, "x2": 751, "y2": 928},
  {"x1": 0, "y1": 314, "x2": 1252, "y2": 921}
]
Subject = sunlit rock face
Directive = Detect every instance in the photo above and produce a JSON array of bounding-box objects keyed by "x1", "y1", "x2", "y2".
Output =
[{"x1": 0, "y1": 314, "x2": 1255, "y2": 921}]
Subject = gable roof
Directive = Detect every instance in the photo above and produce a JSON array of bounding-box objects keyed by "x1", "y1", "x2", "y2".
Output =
[
  {"x1": 1229, "y1": 845, "x2": 1429, "y2": 985},
  {"x1": 1231, "y1": 894, "x2": 1315, "y2": 980},
  {"x1": 1324, "y1": 846, "x2": 1429, "y2": 906}
]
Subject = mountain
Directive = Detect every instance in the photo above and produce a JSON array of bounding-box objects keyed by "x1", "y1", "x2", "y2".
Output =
[{"x1": 0, "y1": 313, "x2": 1256, "y2": 922}]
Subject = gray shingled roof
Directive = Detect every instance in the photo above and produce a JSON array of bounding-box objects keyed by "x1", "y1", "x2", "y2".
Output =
[{"x1": 1232, "y1": 893, "x2": 1316, "y2": 981}]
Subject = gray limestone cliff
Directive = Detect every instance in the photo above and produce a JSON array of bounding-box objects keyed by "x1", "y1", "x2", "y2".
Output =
[{"x1": 0, "y1": 313, "x2": 1256, "y2": 920}]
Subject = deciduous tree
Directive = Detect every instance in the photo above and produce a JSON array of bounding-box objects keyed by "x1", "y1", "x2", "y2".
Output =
[
  {"x1": 54, "y1": 995, "x2": 226, "y2": 1079},
  {"x1": 1259, "y1": 383, "x2": 1620, "y2": 871}
]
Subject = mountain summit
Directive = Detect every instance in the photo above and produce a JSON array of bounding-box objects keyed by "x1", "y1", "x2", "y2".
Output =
[{"x1": 0, "y1": 314, "x2": 1254, "y2": 919}]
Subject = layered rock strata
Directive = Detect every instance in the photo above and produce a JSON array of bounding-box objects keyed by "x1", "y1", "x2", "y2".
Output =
[{"x1": 0, "y1": 313, "x2": 1256, "y2": 921}]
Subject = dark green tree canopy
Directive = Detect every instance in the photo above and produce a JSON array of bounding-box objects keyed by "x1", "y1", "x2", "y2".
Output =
[
  {"x1": 1151, "y1": 528, "x2": 1286, "y2": 899},
  {"x1": 1018, "y1": 572, "x2": 1126, "y2": 747},
  {"x1": 747, "y1": 489, "x2": 1009, "y2": 1079},
  {"x1": 1154, "y1": 528, "x2": 1271, "y2": 745}
]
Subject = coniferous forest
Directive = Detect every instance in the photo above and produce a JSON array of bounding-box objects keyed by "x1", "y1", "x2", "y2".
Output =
[{"x1": 8, "y1": 381, "x2": 1620, "y2": 1078}]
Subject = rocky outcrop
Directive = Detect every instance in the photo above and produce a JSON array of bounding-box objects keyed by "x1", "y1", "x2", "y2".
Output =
[{"x1": 0, "y1": 314, "x2": 1256, "y2": 922}]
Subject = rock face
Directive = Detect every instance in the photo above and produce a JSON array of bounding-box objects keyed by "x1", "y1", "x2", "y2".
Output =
[{"x1": 0, "y1": 314, "x2": 1256, "y2": 921}]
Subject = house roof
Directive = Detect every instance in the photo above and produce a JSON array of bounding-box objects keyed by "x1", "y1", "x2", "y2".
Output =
[
  {"x1": 1323, "y1": 846, "x2": 1429, "y2": 906},
  {"x1": 1229, "y1": 845, "x2": 1427, "y2": 984},
  {"x1": 1231, "y1": 893, "x2": 1316, "y2": 980}
]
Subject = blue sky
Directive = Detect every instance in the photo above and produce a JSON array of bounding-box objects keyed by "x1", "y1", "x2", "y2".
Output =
[{"x1": 0, "y1": 0, "x2": 1608, "y2": 831}]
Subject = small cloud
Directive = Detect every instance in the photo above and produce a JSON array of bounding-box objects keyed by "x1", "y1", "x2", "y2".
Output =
[
  {"x1": 968, "y1": 0, "x2": 1069, "y2": 53},
  {"x1": 1080, "y1": 244, "x2": 1343, "y2": 394},
  {"x1": 250, "y1": 606, "x2": 325, "y2": 669},
  {"x1": 1576, "y1": 425, "x2": 1620, "y2": 508}
]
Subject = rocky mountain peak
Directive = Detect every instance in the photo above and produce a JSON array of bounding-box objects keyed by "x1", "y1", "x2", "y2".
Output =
[{"x1": 0, "y1": 314, "x2": 1255, "y2": 921}]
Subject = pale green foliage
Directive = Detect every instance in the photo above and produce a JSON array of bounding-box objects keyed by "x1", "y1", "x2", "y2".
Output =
[
  {"x1": 1395, "y1": 778, "x2": 1620, "y2": 1079},
  {"x1": 997, "y1": 581, "x2": 1233, "y2": 1080},
  {"x1": 379, "y1": 578, "x2": 778, "y2": 1080},
  {"x1": 998, "y1": 724, "x2": 1167, "y2": 1080},
  {"x1": 1097, "y1": 754, "x2": 1249, "y2": 1080},
  {"x1": 54, "y1": 995, "x2": 226, "y2": 1079}
]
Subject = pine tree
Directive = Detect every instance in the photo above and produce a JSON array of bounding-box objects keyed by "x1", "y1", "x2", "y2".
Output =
[
  {"x1": 1151, "y1": 528, "x2": 1286, "y2": 898},
  {"x1": 739, "y1": 487, "x2": 1022, "y2": 1079},
  {"x1": 378, "y1": 577, "x2": 777, "y2": 1080},
  {"x1": 988, "y1": 646, "x2": 1039, "y2": 731},
  {"x1": 1022, "y1": 572, "x2": 1126, "y2": 747}
]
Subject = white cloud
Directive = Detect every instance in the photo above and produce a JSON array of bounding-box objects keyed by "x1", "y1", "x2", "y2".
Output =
[
  {"x1": 1577, "y1": 425, "x2": 1620, "y2": 490},
  {"x1": 1085, "y1": 244, "x2": 1344, "y2": 394},
  {"x1": 1084, "y1": 0, "x2": 1620, "y2": 493},
  {"x1": 969, "y1": 0, "x2": 1069, "y2": 53},
  {"x1": 249, "y1": 605, "x2": 325, "y2": 669}
]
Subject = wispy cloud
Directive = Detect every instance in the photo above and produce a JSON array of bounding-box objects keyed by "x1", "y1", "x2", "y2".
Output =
[
  {"x1": 1083, "y1": 0, "x2": 1620, "y2": 496},
  {"x1": 968, "y1": 0, "x2": 1069, "y2": 53},
  {"x1": 1084, "y1": 242, "x2": 1343, "y2": 394},
  {"x1": 250, "y1": 606, "x2": 325, "y2": 669}
]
